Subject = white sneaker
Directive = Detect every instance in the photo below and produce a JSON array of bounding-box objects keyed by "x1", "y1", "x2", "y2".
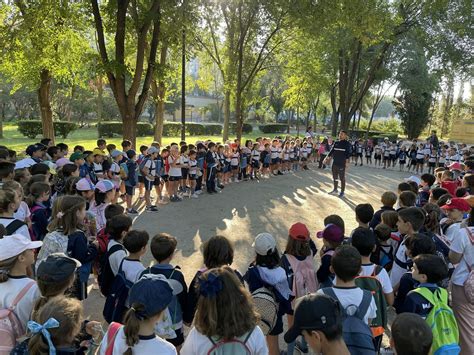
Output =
[
  {"x1": 195, "y1": 190, "x2": 203, "y2": 195},
  {"x1": 191, "y1": 193, "x2": 199, "y2": 199}
]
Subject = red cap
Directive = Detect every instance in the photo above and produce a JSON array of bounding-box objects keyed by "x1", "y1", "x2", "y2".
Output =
[
  {"x1": 289, "y1": 222, "x2": 310, "y2": 241},
  {"x1": 448, "y1": 162, "x2": 463, "y2": 171},
  {"x1": 441, "y1": 198, "x2": 471, "y2": 212}
]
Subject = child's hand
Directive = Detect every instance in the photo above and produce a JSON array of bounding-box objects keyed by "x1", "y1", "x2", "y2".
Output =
[{"x1": 85, "y1": 321, "x2": 102, "y2": 337}]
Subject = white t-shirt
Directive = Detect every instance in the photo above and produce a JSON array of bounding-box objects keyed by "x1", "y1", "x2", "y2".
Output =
[
  {"x1": 360, "y1": 264, "x2": 393, "y2": 294},
  {"x1": 390, "y1": 239, "x2": 409, "y2": 288},
  {"x1": 168, "y1": 156, "x2": 182, "y2": 177},
  {"x1": 0, "y1": 217, "x2": 30, "y2": 239},
  {"x1": 317, "y1": 286, "x2": 377, "y2": 324},
  {"x1": 0, "y1": 276, "x2": 40, "y2": 330},
  {"x1": 450, "y1": 227, "x2": 474, "y2": 286},
  {"x1": 108, "y1": 240, "x2": 128, "y2": 276},
  {"x1": 122, "y1": 258, "x2": 146, "y2": 283},
  {"x1": 13, "y1": 202, "x2": 31, "y2": 222},
  {"x1": 99, "y1": 327, "x2": 177, "y2": 355},
  {"x1": 143, "y1": 158, "x2": 156, "y2": 181},
  {"x1": 181, "y1": 326, "x2": 268, "y2": 355},
  {"x1": 443, "y1": 222, "x2": 462, "y2": 245}
]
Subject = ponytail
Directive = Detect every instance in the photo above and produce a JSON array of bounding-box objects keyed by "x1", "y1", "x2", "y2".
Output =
[
  {"x1": 26, "y1": 182, "x2": 50, "y2": 207},
  {"x1": 123, "y1": 303, "x2": 144, "y2": 349},
  {"x1": 0, "y1": 253, "x2": 20, "y2": 283},
  {"x1": 0, "y1": 188, "x2": 17, "y2": 214}
]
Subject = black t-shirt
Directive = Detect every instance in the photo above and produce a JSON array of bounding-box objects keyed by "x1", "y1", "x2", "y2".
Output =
[{"x1": 328, "y1": 140, "x2": 352, "y2": 167}]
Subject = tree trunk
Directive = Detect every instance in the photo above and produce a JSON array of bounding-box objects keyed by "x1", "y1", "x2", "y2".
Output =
[
  {"x1": 0, "y1": 103, "x2": 5, "y2": 139},
  {"x1": 152, "y1": 80, "x2": 166, "y2": 143},
  {"x1": 235, "y1": 88, "x2": 243, "y2": 141},
  {"x1": 122, "y1": 106, "x2": 137, "y2": 147},
  {"x1": 222, "y1": 90, "x2": 231, "y2": 141},
  {"x1": 330, "y1": 85, "x2": 338, "y2": 137},
  {"x1": 356, "y1": 109, "x2": 362, "y2": 130},
  {"x1": 312, "y1": 93, "x2": 320, "y2": 130},
  {"x1": 96, "y1": 76, "x2": 103, "y2": 121},
  {"x1": 287, "y1": 109, "x2": 291, "y2": 134},
  {"x1": 38, "y1": 69, "x2": 55, "y2": 142}
]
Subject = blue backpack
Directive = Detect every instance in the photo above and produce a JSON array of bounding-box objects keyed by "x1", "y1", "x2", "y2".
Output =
[
  {"x1": 321, "y1": 287, "x2": 376, "y2": 355},
  {"x1": 103, "y1": 259, "x2": 133, "y2": 323}
]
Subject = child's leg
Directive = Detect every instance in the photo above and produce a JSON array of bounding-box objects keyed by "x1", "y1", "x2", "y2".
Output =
[
  {"x1": 266, "y1": 335, "x2": 280, "y2": 355},
  {"x1": 144, "y1": 183, "x2": 152, "y2": 207}
]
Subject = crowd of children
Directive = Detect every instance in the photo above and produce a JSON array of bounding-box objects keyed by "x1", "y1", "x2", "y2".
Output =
[{"x1": 0, "y1": 134, "x2": 473, "y2": 355}]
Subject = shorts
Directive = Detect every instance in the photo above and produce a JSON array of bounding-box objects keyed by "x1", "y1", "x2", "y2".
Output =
[
  {"x1": 144, "y1": 179, "x2": 154, "y2": 191},
  {"x1": 125, "y1": 185, "x2": 135, "y2": 196},
  {"x1": 301, "y1": 157, "x2": 307, "y2": 162},
  {"x1": 188, "y1": 174, "x2": 196, "y2": 181},
  {"x1": 271, "y1": 158, "x2": 279, "y2": 165},
  {"x1": 251, "y1": 160, "x2": 260, "y2": 169},
  {"x1": 428, "y1": 162, "x2": 436, "y2": 167},
  {"x1": 166, "y1": 327, "x2": 184, "y2": 347},
  {"x1": 231, "y1": 165, "x2": 239, "y2": 170},
  {"x1": 410, "y1": 159, "x2": 417, "y2": 166},
  {"x1": 417, "y1": 158, "x2": 425, "y2": 164},
  {"x1": 161, "y1": 174, "x2": 169, "y2": 182},
  {"x1": 138, "y1": 175, "x2": 144, "y2": 183},
  {"x1": 154, "y1": 176, "x2": 162, "y2": 186},
  {"x1": 374, "y1": 154, "x2": 381, "y2": 160},
  {"x1": 181, "y1": 168, "x2": 189, "y2": 178},
  {"x1": 223, "y1": 164, "x2": 231, "y2": 173},
  {"x1": 169, "y1": 176, "x2": 181, "y2": 182},
  {"x1": 390, "y1": 155, "x2": 396, "y2": 161},
  {"x1": 383, "y1": 156, "x2": 390, "y2": 161},
  {"x1": 263, "y1": 163, "x2": 270, "y2": 168},
  {"x1": 399, "y1": 160, "x2": 406, "y2": 165},
  {"x1": 357, "y1": 153, "x2": 363, "y2": 157}
]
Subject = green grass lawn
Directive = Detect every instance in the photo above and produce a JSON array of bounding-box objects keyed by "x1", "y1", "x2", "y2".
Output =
[{"x1": 0, "y1": 123, "x2": 265, "y2": 152}]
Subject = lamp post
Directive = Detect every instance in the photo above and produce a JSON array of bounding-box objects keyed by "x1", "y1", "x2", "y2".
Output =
[{"x1": 180, "y1": 0, "x2": 186, "y2": 141}]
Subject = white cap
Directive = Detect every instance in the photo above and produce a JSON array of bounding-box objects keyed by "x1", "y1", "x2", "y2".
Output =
[
  {"x1": 148, "y1": 146, "x2": 159, "y2": 154},
  {"x1": 252, "y1": 233, "x2": 277, "y2": 256},
  {"x1": 405, "y1": 175, "x2": 421, "y2": 186},
  {"x1": 0, "y1": 234, "x2": 43, "y2": 261}
]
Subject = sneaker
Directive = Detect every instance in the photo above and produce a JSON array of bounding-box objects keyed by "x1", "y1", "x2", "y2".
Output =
[
  {"x1": 339, "y1": 191, "x2": 345, "y2": 198},
  {"x1": 126, "y1": 208, "x2": 139, "y2": 214},
  {"x1": 145, "y1": 205, "x2": 159, "y2": 212},
  {"x1": 277, "y1": 171, "x2": 283, "y2": 175},
  {"x1": 328, "y1": 189, "x2": 338, "y2": 195},
  {"x1": 191, "y1": 193, "x2": 199, "y2": 198},
  {"x1": 217, "y1": 184, "x2": 224, "y2": 189}
]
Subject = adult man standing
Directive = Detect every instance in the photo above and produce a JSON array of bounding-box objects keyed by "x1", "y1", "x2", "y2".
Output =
[
  {"x1": 324, "y1": 130, "x2": 352, "y2": 197},
  {"x1": 429, "y1": 130, "x2": 439, "y2": 149}
]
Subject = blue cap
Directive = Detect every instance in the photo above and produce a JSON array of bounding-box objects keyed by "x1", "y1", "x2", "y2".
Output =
[
  {"x1": 95, "y1": 179, "x2": 114, "y2": 193},
  {"x1": 129, "y1": 275, "x2": 173, "y2": 318},
  {"x1": 147, "y1": 146, "x2": 159, "y2": 154}
]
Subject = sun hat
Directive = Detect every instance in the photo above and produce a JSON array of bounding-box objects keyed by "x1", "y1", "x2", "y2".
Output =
[
  {"x1": 69, "y1": 152, "x2": 86, "y2": 162},
  {"x1": 37, "y1": 253, "x2": 81, "y2": 282},
  {"x1": 95, "y1": 180, "x2": 114, "y2": 193},
  {"x1": 128, "y1": 274, "x2": 173, "y2": 318},
  {"x1": 76, "y1": 178, "x2": 95, "y2": 192},
  {"x1": 316, "y1": 224, "x2": 344, "y2": 243},
  {"x1": 253, "y1": 233, "x2": 277, "y2": 256},
  {"x1": 289, "y1": 222, "x2": 310, "y2": 241},
  {"x1": 110, "y1": 149, "x2": 123, "y2": 159},
  {"x1": 0, "y1": 234, "x2": 43, "y2": 261},
  {"x1": 441, "y1": 198, "x2": 471, "y2": 212},
  {"x1": 92, "y1": 148, "x2": 107, "y2": 156}
]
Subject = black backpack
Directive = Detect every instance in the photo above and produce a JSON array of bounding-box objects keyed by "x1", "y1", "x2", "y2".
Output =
[
  {"x1": 98, "y1": 243, "x2": 124, "y2": 297},
  {"x1": 103, "y1": 259, "x2": 133, "y2": 323}
]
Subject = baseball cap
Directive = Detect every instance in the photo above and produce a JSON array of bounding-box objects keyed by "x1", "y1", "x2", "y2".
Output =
[
  {"x1": 37, "y1": 253, "x2": 81, "y2": 282},
  {"x1": 0, "y1": 234, "x2": 43, "y2": 261},
  {"x1": 448, "y1": 162, "x2": 462, "y2": 171},
  {"x1": 252, "y1": 233, "x2": 277, "y2": 256},
  {"x1": 95, "y1": 179, "x2": 114, "y2": 193},
  {"x1": 129, "y1": 274, "x2": 173, "y2": 318},
  {"x1": 405, "y1": 175, "x2": 421, "y2": 186},
  {"x1": 284, "y1": 293, "x2": 342, "y2": 343},
  {"x1": 76, "y1": 178, "x2": 95, "y2": 192},
  {"x1": 92, "y1": 148, "x2": 107, "y2": 156},
  {"x1": 147, "y1": 146, "x2": 159, "y2": 155},
  {"x1": 289, "y1": 222, "x2": 310, "y2": 241},
  {"x1": 55, "y1": 158, "x2": 70, "y2": 168},
  {"x1": 26, "y1": 144, "x2": 46, "y2": 156},
  {"x1": 317, "y1": 224, "x2": 344, "y2": 243},
  {"x1": 69, "y1": 152, "x2": 86, "y2": 162},
  {"x1": 110, "y1": 149, "x2": 123, "y2": 158},
  {"x1": 441, "y1": 198, "x2": 471, "y2": 212}
]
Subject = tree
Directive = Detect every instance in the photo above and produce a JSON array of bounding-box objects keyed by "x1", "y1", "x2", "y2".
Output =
[
  {"x1": 393, "y1": 34, "x2": 436, "y2": 139},
  {"x1": 90, "y1": 0, "x2": 162, "y2": 148}
]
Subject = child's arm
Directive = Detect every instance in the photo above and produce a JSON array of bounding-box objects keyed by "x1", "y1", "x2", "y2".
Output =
[{"x1": 316, "y1": 254, "x2": 332, "y2": 283}]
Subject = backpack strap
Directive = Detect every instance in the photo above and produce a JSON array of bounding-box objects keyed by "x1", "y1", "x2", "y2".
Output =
[
  {"x1": 414, "y1": 287, "x2": 447, "y2": 305},
  {"x1": 320, "y1": 287, "x2": 338, "y2": 300},
  {"x1": 105, "y1": 322, "x2": 123, "y2": 355},
  {"x1": 372, "y1": 265, "x2": 383, "y2": 277},
  {"x1": 107, "y1": 243, "x2": 124, "y2": 258},
  {"x1": 5, "y1": 219, "x2": 26, "y2": 236},
  {"x1": 9, "y1": 281, "x2": 35, "y2": 311},
  {"x1": 355, "y1": 290, "x2": 373, "y2": 320}
]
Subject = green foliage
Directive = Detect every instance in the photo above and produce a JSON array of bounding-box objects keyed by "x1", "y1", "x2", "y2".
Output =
[
  {"x1": 259, "y1": 124, "x2": 287, "y2": 134},
  {"x1": 229, "y1": 122, "x2": 253, "y2": 135},
  {"x1": 17, "y1": 120, "x2": 78, "y2": 139},
  {"x1": 98, "y1": 122, "x2": 154, "y2": 138}
]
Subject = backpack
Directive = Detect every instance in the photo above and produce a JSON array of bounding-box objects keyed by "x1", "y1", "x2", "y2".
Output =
[
  {"x1": 251, "y1": 287, "x2": 278, "y2": 336},
  {"x1": 413, "y1": 287, "x2": 460, "y2": 355},
  {"x1": 101, "y1": 322, "x2": 123, "y2": 355},
  {"x1": 139, "y1": 157, "x2": 151, "y2": 176},
  {"x1": 354, "y1": 265, "x2": 387, "y2": 337},
  {"x1": 119, "y1": 163, "x2": 128, "y2": 180},
  {"x1": 98, "y1": 243, "x2": 125, "y2": 297},
  {"x1": 96, "y1": 228, "x2": 110, "y2": 256},
  {"x1": 5, "y1": 220, "x2": 26, "y2": 236},
  {"x1": 321, "y1": 287, "x2": 376, "y2": 355},
  {"x1": 285, "y1": 254, "x2": 318, "y2": 302},
  {"x1": 29, "y1": 205, "x2": 44, "y2": 241},
  {"x1": 372, "y1": 244, "x2": 394, "y2": 272},
  {"x1": 34, "y1": 230, "x2": 68, "y2": 270},
  {"x1": 463, "y1": 227, "x2": 474, "y2": 304},
  {"x1": 206, "y1": 329, "x2": 254, "y2": 355},
  {"x1": 0, "y1": 281, "x2": 35, "y2": 354},
  {"x1": 103, "y1": 259, "x2": 134, "y2": 323}
]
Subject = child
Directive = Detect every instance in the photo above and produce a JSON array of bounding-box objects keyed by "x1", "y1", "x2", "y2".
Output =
[
  {"x1": 58, "y1": 195, "x2": 99, "y2": 300},
  {"x1": 398, "y1": 146, "x2": 407, "y2": 171},
  {"x1": 354, "y1": 203, "x2": 374, "y2": 230},
  {"x1": 281, "y1": 223, "x2": 318, "y2": 355},
  {"x1": 188, "y1": 150, "x2": 199, "y2": 198},
  {"x1": 427, "y1": 148, "x2": 438, "y2": 174},
  {"x1": 140, "y1": 146, "x2": 159, "y2": 211},
  {"x1": 0, "y1": 161, "x2": 15, "y2": 186},
  {"x1": 316, "y1": 224, "x2": 344, "y2": 287},
  {"x1": 205, "y1": 142, "x2": 219, "y2": 193},
  {"x1": 270, "y1": 139, "x2": 281, "y2": 176},
  {"x1": 230, "y1": 144, "x2": 240, "y2": 182},
  {"x1": 374, "y1": 143, "x2": 382, "y2": 168},
  {"x1": 440, "y1": 170, "x2": 458, "y2": 196},
  {"x1": 106, "y1": 214, "x2": 133, "y2": 277},
  {"x1": 121, "y1": 230, "x2": 149, "y2": 283},
  {"x1": 369, "y1": 191, "x2": 397, "y2": 229},
  {"x1": 75, "y1": 178, "x2": 95, "y2": 209},
  {"x1": 417, "y1": 173, "x2": 436, "y2": 207},
  {"x1": 89, "y1": 180, "x2": 115, "y2": 232},
  {"x1": 244, "y1": 233, "x2": 292, "y2": 355},
  {"x1": 317, "y1": 245, "x2": 377, "y2": 326},
  {"x1": 179, "y1": 144, "x2": 189, "y2": 193},
  {"x1": 99, "y1": 275, "x2": 177, "y2": 354},
  {"x1": 92, "y1": 148, "x2": 107, "y2": 180},
  {"x1": 415, "y1": 143, "x2": 426, "y2": 174},
  {"x1": 168, "y1": 144, "x2": 183, "y2": 201},
  {"x1": 398, "y1": 190, "x2": 417, "y2": 210},
  {"x1": 390, "y1": 207, "x2": 426, "y2": 289},
  {"x1": 439, "y1": 197, "x2": 471, "y2": 243},
  {"x1": 365, "y1": 143, "x2": 373, "y2": 166},
  {"x1": 390, "y1": 313, "x2": 433, "y2": 355},
  {"x1": 121, "y1": 149, "x2": 138, "y2": 214},
  {"x1": 373, "y1": 223, "x2": 396, "y2": 271},
  {"x1": 0, "y1": 234, "x2": 42, "y2": 348},
  {"x1": 26, "y1": 181, "x2": 51, "y2": 241},
  {"x1": 351, "y1": 228, "x2": 393, "y2": 351},
  {"x1": 69, "y1": 151, "x2": 88, "y2": 179},
  {"x1": 136, "y1": 145, "x2": 148, "y2": 199},
  {"x1": 14, "y1": 168, "x2": 32, "y2": 187},
  {"x1": 250, "y1": 142, "x2": 261, "y2": 179},
  {"x1": 83, "y1": 151, "x2": 98, "y2": 184},
  {"x1": 261, "y1": 143, "x2": 271, "y2": 177},
  {"x1": 181, "y1": 267, "x2": 267, "y2": 355},
  {"x1": 108, "y1": 149, "x2": 124, "y2": 203},
  {"x1": 3, "y1": 181, "x2": 31, "y2": 228},
  {"x1": 142, "y1": 233, "x2": 188, "y2": 349}
]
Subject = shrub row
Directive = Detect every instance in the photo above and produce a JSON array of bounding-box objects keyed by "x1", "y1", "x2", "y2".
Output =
[
  {"x1": 258, "y1": 123, "x2": 287, "y2": 134},
  {"x1": 17, "y1": 120, "x2": 78, "y2": 139},
  {"x1": 97, "y1": 122, "x2": 154, "y2": 138},
  {"x1": 229, "y1": 122, "x2": 253, "y2": 134}
]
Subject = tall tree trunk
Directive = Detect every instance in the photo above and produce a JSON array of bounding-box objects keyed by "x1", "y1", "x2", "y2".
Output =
[
  {"x1": 122, "y1": 106, "x2": 137, "y2": 147},
  {"x1": 235, "y1": 88, "x2": 243, "y2": 141},
  {"x1": 330, "y1": 85, "x2": 338, "y2": 136},
  {"x1": 222, "y1": 90, "x2": 231, "y2": 141},
  {"x1": 38, "y1": 69, "x2": 55, "y2": 141},
  {"x1": 356, "y1": 109, "x2": 362, "y2": 130},
  {"x1": 152, "y1": 80, "x2": 166, "y2": 142},
  {"x1": 0, "y1": 103, "x2": 5, "y2": 139},
  {"x1": 441, "y1": 75, "x2": 454, "y2": 138},
  {"x1": 312, "y1": 94, "x2": 320, "y2": 130},
  {"x1": 96, "y1": 76, "x2": 103, "y2": 121}
]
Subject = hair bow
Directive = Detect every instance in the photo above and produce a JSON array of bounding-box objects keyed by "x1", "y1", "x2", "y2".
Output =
[
  {"x1": 27, "y1": 318, "x2": 59, "y2": 355},
  {"x1": 198, "y1": 272, "x2": 223, "y2": 298},
  {"x1": 56, "y1": 212, "x2": 64, "y2": 219}
]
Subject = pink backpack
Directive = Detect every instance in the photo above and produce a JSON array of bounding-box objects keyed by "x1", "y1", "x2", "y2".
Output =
[
  {"x1": 286, "y1": 254, "x2": 318, "y2": 304},
  {"x1": 0, "y1": 281, "x2": 35, "y2": 353}
]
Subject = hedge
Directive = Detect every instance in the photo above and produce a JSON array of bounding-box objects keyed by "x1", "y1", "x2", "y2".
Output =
[
  {"x1": 229, "y1": 122, "x2": 253, "y2": 134},
  {"x1": 258, "y1": 123, "x2": 287, "y2": 134},
  {"x1": 97, "y1": 122, "x2": 153, "y2": 138},
  {"x1": 17, "y1": 120, "x2": 78, "y2": 139}
]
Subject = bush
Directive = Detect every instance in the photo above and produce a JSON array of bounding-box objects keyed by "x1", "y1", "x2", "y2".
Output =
[
  {"x1": 97, "y1": 121, "x2": 153, "y2": 138},
  {"x1": 136, "y1": 122, "x2": 154, "y2": 137},
  {"x1": 186, "y1": 123, "x2": 206, "y2": 135},
  {"x1": 258, "y1": 123, "x2": 287, "y2": 134},
  {"x1": 203, "y1": 123, "x2": 222, "y2": 135},
  {"x1": 229, "y1": 122, "x2": 253, "y2": 134},
  {"x1": 17, "y1": 120, "x2": 78, "y2": 139},
  {"x1": 162, "y1": 122, "x2": 182, "y2": 137}
]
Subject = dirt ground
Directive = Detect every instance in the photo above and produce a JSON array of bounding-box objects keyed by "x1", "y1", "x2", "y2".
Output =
[{"x1": 84, "y1": 162, "x2": 412, "y2": 352}]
